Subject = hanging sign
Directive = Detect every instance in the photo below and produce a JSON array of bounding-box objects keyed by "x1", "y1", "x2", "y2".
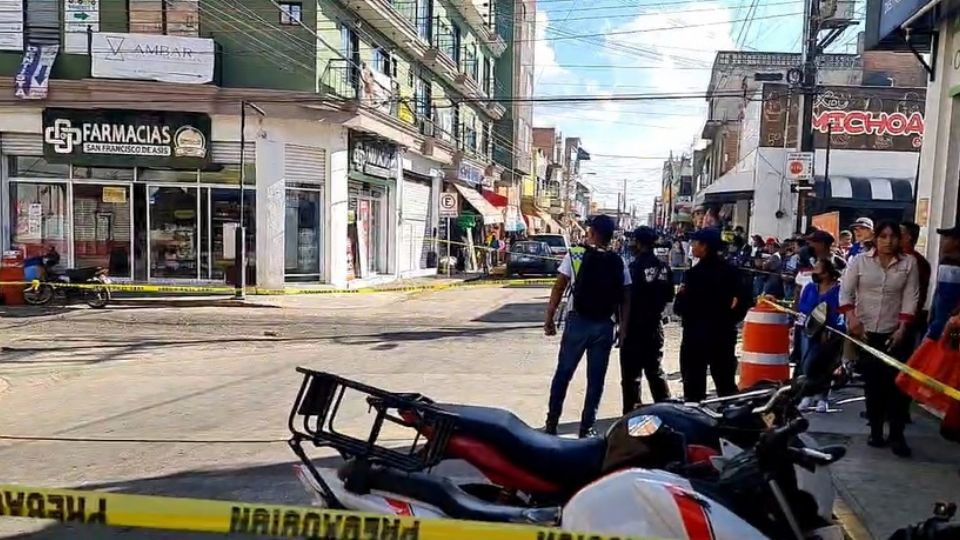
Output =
[
  {"x1": 14, "y1": 44, "x2": 59, "y2": 100},
  {"x1": 43, "y1": 108, "x2": 212, "y2": 168}
]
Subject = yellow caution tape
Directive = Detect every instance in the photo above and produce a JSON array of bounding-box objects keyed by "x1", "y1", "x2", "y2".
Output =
[
  {"x1": 760, "y1": 298, "x2": 960, "y2": 402},
  {"x1": 0, "y1": 278, "x2": 554, "y2": 297},
  {"x1": 0, "y1": 484, "x2": 651, "y2": 540}
]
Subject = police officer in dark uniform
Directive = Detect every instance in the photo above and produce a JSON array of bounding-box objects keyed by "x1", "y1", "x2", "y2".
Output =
[
  {"x1": 673, "y1": 227, "x2": 742, "y2": 401},
  {"x1": 620, "y1": 226, "x2": 673, "y2": 412}
]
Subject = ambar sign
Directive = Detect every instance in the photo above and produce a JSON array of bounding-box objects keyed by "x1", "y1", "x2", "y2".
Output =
[{"x1": 42, "y1": 108, "x2": 212, "y2": 168}]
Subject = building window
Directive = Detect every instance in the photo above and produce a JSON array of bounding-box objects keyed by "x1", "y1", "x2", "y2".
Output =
[
  {"x1": 373, "y1": 48, "x2": 395, "y2": 77},
  {"x1": 451, "y1": 24, "x2": 461, "y2": 64},
  {"x1": 129, "y1": 0, "x2": 198, "y2": 36},
  {"x1": 482, "y1": 58, "x2": 493, "y2": 96},
  {"x1": 279, "y1": 2, "x2": 303, "y2": 25}
]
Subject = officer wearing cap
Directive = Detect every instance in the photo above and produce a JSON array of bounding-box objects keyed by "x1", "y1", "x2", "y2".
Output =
[
  {"x1": 620, "y1": 226, "x2": 673, "y2": 411},
  {"x1": 673, "y1": 227, "x2": 742, "y2": 401}
]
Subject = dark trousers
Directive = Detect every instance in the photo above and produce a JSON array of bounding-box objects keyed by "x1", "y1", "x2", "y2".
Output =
[
  {"x1": 547, "y1": 313, "x2": 615, "y2": 432},
  {"x1": 680, "y1": 327, "x2": 739, "y2": 402},
  {"x1": 619, "y1": 324, "x2": 671, "y2": 413},
  {"x1": 862, "y1": 332, "x2": 912, "y2": 440}
]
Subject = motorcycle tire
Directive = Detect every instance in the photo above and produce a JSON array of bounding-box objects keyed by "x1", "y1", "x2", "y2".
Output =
[
  {"x1": 85, "y1": 286, "x2": 111, "y2": 309},
  {"x1": 23, "y1": 284, "x2": 55, "y2": 306}
]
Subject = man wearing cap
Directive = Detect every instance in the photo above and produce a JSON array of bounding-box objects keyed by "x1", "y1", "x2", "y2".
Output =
[
  {"x1": 848, "y1": 217, "x2": 875, "y2": 259},
  {"x1": 620, "y1": 226, "x2": 673, "y2": 412},
  {"x1": 760, "y1": 237, "x2": 785, "y2": 299},
  {"x1": 673, "y1": 227, "x2": 742, "y2": 401}
]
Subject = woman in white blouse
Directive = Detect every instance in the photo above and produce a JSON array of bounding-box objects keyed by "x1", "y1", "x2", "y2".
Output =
[{"x1": 839, "y1": 220, "x2": 920, "y2": 458}]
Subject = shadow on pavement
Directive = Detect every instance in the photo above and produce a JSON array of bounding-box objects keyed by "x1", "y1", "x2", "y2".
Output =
[
  {"x1": 0, "y1": 305, "x2": 77, "y2": 319},
  {"x1": 472, "y1": 302, "x2": 549, "y2": 324}
]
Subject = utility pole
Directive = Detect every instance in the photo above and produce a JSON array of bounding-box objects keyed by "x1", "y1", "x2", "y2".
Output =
[
  {"x1": 667, "y1": 152, "x2": 674, "y2": 232},
  {"x1": 795, "y1": 0, "x2": 820, "y2": 234},
  {"x1": 621, "y1": 177, "x2": 627, "y2": 230}
]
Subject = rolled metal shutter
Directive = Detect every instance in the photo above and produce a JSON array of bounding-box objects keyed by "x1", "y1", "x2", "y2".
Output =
[
  {"x1": 210, "y1": 141, "x2": 256, "y2": 164},
  {"x1": 401, "y1": 178, "x2": 432, "y2": 271},
  {"x1": 284, "y1": 144, "x2": 326, "y2": 184},
  {"x1": 0, "y1": 134, "x2": 43, "y2": 156}
]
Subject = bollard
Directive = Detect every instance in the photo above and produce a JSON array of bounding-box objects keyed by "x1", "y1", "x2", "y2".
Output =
[{"x1": 739, "y1": 301, "x2": 792, "y2": 389}]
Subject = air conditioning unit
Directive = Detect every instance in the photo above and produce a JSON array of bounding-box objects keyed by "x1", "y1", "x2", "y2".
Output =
[{"x1": 819, "y1": 0, "x2": 856, "y2": 28}]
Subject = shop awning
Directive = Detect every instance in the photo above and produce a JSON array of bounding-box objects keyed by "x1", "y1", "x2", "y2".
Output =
[
  {"x1": 482, "y1": 190, "x2": 509, "y2": 208},
  {"x1": 694, "y1": 169, "x2": 755, "y2": 205},
  {"x1": 453, "y1": 183, "x2": 504, "y2": 224},
  {"x1": 817, "y1": 176, "x2": 914, "y2": 208}
]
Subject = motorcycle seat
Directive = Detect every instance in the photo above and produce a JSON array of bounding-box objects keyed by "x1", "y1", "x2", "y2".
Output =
[
  {"x1": 340, "y1": 461, "x2": 560, "y2": 524},
  {"x1": 437, "y1": 404, "x2": 606, "y2": 490}
]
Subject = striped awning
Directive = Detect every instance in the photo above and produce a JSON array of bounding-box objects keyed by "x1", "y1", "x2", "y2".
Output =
[{"x1": 820, "y1": 176, "x2": 914, "y2": 207}]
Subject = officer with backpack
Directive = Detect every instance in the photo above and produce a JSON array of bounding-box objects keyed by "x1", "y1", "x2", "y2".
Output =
[
  {"x1": 544, "y1": 215, "x2": 632, "y2": 437},
  {"x1": 620, "y1": 226, "x2": 673, "y2": 412}
]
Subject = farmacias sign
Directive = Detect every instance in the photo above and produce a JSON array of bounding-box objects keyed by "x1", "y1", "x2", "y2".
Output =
[{"x1": 42, "y1": 108, "x2": 212, "y2": 168}]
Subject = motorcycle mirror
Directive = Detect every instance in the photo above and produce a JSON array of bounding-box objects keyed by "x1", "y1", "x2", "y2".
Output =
[{"x1": 804, "y1": 301, "x2": 830, "y2": 338}]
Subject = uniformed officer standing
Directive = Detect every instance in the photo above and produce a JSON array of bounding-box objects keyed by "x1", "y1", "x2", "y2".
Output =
[{"x1": 620, "y1": 226, "x2": 673, "y2": 412}]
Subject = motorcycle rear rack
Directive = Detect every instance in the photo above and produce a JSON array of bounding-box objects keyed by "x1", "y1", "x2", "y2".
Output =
[{"x1": 288, "y1": 368, "x2": 457, "y2": 481}]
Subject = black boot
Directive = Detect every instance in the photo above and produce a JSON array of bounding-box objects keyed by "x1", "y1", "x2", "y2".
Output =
[
  {"x1": 867, "y1": 427, "x2": 886, "y2": 448},
  {"x1": 889, "y1": 431, "x2": 911, "y2": 458},
  {"x1": 543, "y1": 418, "x2": 558, "y2": 436}
]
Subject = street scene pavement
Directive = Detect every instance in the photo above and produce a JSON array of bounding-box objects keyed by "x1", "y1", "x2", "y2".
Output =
[{"x1": 0, "y1": 284, "x2": 958, "y2": 538}]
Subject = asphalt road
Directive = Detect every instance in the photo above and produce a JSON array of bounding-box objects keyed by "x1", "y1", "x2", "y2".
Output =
[{"x1": 0, "y1": 285, "x2": 687, "y2": 538}]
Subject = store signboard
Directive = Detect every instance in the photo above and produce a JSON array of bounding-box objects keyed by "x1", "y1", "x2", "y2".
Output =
[
  {"x1": 42, "y1": 108, "x2": 212, "y2": 168},
  {"x1": 457, "y1": 161, "x2": 485, "y2": 187},
  {"x1": 759, "y1": 84, "x2": 926, "y2": 152},
  {"x1": 0, "y1": 0, "x2": 23, "y2": 51},
  {"x1": 102, "y1": 186, "x2": 127, "y2": 203},
  {"x1": 349, "y1": 133, "x2": 398, "y2": 179},
  {"x1": 878, "y1": 0, "x2": 927, "y2": 40},
  {"x1": 91, "y1": 32, "x2": 215, "y2": 84}
]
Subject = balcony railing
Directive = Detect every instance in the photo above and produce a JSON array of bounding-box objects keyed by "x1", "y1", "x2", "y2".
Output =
[
  {"x1": 432, "y1": 17, "x2": 458, "y2": 64},
  {"x1": 320, "y1": 59, "x2": 359, "y2": 101},
  {"x1": 388, "y1": 0, "x2": 419, "y2": 29},
  {"x1": 320, "y1": 59, "x2": 401, "y2": 119}
]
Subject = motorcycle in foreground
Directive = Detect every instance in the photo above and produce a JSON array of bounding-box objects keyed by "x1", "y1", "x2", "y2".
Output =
[{"x1": 22, "y1": 247, "x2": 111, "y2": 308}]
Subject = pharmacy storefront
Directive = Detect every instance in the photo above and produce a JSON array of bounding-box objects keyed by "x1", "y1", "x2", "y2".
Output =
[
  {"x1": 1, "y1": 108, "x2": 256, "y2": 284},
  {"x1": 346, "y1": 131, "x2": 398, "y2": 281}
]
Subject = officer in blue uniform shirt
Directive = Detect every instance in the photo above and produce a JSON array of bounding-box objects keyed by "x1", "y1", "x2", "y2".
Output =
[{"x1": 620, "y1": 226, "x2": 673, "y2": 411}]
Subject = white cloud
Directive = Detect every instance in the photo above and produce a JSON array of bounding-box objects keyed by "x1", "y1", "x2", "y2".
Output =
[{"x1": 533, "y1": 9, "x2": 572, "y2": 85}]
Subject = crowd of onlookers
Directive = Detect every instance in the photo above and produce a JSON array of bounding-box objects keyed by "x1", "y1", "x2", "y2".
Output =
[{"x1": 542, "y1": 213, "x2": 960, "y2": 461}]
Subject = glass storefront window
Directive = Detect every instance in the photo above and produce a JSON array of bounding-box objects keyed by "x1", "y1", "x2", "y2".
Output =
[
  {"x1": 72, "y1": 167, "x2": 135, "y2": 181},
  {"x1": 8, "y1": 156, "x2": 70, "y2": 178},
  {"x1": 73, "y1": 184, "x2": 132, "y2": 277},
  {"x1": 285, "y1": 189, "x2": 322, "y2": 279},
  {"x1": 207, "y1": 188, "x2": 256, "y2": 282},
  {"x1": 149, "y1": 186, "x2": 199, "y2": 279},
  {"x1": 139, "y1": 168, "x2": 199, "y2": 183},
  {"x1": 347, "y1": 183, "x2": 387, "y2": 277},
  {"x1": 200, "y1": 164, "x2": 256, "y2": 186},
  {"x1": 9, "y1": 182, "x2": 70, "y2": 260}
]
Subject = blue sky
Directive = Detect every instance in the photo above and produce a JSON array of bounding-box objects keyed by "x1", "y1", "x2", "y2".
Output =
[{"x1": 532, "y1": 0, "x2": 863, "y2": 218}]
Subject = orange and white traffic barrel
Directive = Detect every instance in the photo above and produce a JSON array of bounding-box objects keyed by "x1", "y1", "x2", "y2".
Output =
[{"x1": 739, "y1": 302, "x2": 791, "y2": 389}]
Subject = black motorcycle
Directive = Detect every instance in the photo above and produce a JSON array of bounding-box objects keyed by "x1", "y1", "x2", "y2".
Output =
[{"x1": 23, "y1": 248, "x2": 111, "y2": 309}]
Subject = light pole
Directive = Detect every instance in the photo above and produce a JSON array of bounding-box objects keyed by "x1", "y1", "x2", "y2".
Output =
[{"x1": 235, "y1": 100, "x2": 266, "y2": 299}]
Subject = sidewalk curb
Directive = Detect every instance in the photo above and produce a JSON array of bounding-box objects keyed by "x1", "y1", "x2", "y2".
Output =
[{"x1": 835, "y1": 496, "x2": 873, "y2": 540}]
